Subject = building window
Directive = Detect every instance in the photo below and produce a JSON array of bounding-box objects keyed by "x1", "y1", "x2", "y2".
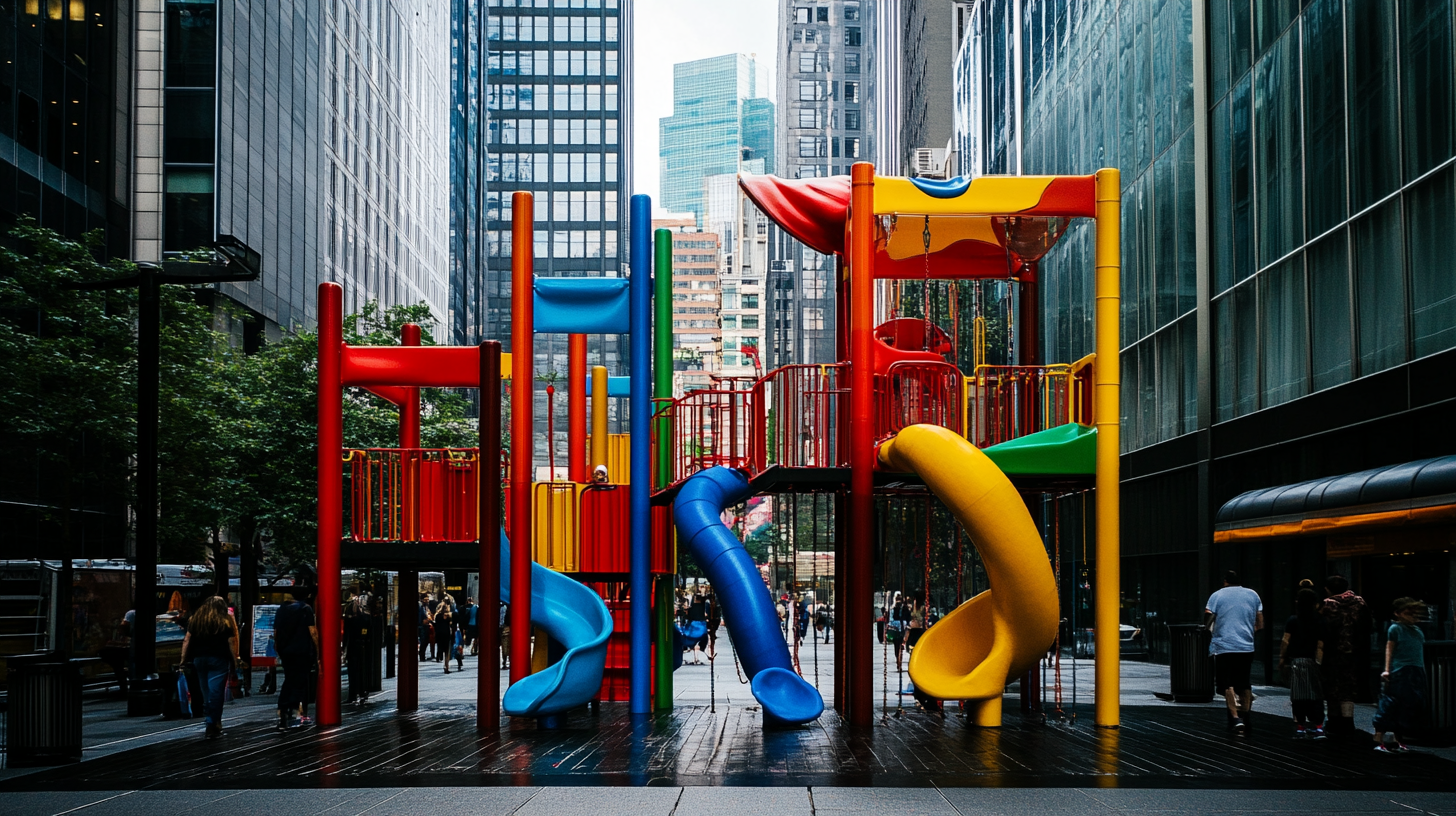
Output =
[
  {"x1": 845, "y1": 53, "x2": 860, "y2": 74},
  {"x1": 845, "y1": 27, "x2": 861, "y2": 46},
  {"x1": 816, "y1": 7, "x2": 827, "y2": 22},
  {"x1": 799, "y1": 52, "x2": 825, "y2": 73},
  {"x1": 798, "y1": 80, "x2": 826, "y2": 101},
  {"x1": 742, "y1": 294, "x2": 759, "y2": 309},
  {"x1": 798, "y1": 136, "x2": 826, "y2": 157},
  {"x1": 797, "y1": 108, "x2": 822, "y2": 128},
  {"x1": 844, "y1": 137, "x2": 860, "y2": 158},
  {"x1": 844, "y1": 110, "x2": 860, "y2": 130},
  {"x1": 843, "y1": 82, "x2": 859, "y2": 103},
  {"x1": 794, "y1": 7, "x2": 810, "y2": 23}
]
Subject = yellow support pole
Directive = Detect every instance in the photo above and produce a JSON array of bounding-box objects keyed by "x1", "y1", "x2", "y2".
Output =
[
  {"x1": 591, "y1": 365, "x2": 609, "y2": 475},
  {"x1": 1093, "y1": 168, "x2": 1122, "y2": 728}
]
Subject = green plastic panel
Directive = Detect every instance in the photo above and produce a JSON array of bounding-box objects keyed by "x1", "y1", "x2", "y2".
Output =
[{"x1": 981, "y1": 423, "x2": 1097, "y2": 476}]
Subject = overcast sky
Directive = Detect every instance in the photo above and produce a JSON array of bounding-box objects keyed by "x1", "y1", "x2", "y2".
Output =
[{"x1": 632, "y1": 0, "x2": 779, "y2": 204}]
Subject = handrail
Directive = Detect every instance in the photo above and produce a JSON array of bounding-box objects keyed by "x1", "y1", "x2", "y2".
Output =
[
  {"x1": 346, "y1": 448, "x2": 480, "y2": 543},
  {"x1": 963, "y1": 365, "x2": 1073, "y2": 447},
  {"x1": 876, "y1": 360, "x2": 963, "y2": 440}
]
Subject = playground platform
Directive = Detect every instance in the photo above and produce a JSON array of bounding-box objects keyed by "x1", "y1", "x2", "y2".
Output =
[{"x1": 1, "y1": 651, "x2": 1451, "y2": 794}]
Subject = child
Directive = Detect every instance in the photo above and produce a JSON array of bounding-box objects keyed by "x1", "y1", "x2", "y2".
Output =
[
  {"x1": 1280, "y1": 588, "x2": 1325, "y2": 738},
  {"x1": 1372, "y1": 598, "x2": 1428, "y2": 753}
]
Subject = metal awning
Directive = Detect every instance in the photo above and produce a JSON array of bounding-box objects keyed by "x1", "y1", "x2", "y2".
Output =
[{"x1": 1213, "y1": 456, "x2": 1456, "y2": 543}]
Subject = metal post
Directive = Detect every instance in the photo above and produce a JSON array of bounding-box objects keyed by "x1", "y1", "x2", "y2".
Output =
[
  {"x1": 510, "y1": 191, "x2": 535, "y2": 686},
  {"x1": 127, "y1": 268, "x2": 159, "y2": 715},
  {"x1": 568, "y1": 334, "x2": 588, "y2": 483},
  {"x1": 653, "y1": 227, "x2": 675, "y2": 710},
  {"x1": 629, "y1": 193, "x2": 653, "y2": 715},
  {"x1": 396, "y1": 323, "x2": 421, "y2": 712},
  {"x1": 846, "y1": 162, "x2": 875, "y2": 726},
  {"x1": 479, "y1": 340, "x2": 503, "y2": 731},
  {"x1": 1093, "y1": 168, "x2": 1122, "y2": 728},
  {"x1": 591, "y1": 366, "x2": 609, "y2": 472},
  {"x1": 316, "y1": 281, "x2": 344, "y2": 726}
]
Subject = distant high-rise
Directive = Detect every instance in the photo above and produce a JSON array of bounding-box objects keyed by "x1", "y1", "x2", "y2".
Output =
[
  {"x1": 450, "y1": 0, "x2": 488, "y2": 344},
  {"x1": 659, "y1": 53, "x2": 773, "y2": 227},
  {"x1": 771, "y1": 0, "x2": 877, "y2": 368}
]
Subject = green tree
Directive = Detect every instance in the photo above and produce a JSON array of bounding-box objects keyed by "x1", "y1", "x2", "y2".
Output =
[{"x1": 0, "y1": 221, "x2": 137, "y2": 565}]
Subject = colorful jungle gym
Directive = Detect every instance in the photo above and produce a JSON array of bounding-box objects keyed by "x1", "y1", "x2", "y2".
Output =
[{"x1": 314, "y1": 163, "x2": 1122, "y2": 732}]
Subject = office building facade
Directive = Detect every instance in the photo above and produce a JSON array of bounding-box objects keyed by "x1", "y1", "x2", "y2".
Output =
[
  {"x1": 771, "y1": 0, "x2": 876, "y2": 368},
  {"x1": 484, "y1": 0, "x2": 631, "y2": 459},
  {"x1": 126, "y1": 0, "x2": 450, "y2": 333},
  {"x1": 450, "y1": 0, "x2": 487, "y2": 344},
  {"x1": 956, "y1": 0, "x2": 1456, "y2": 671},
  {"x1": 1, "y1": 0, "x2": 132, "y2": 257},
  {"x1": 654, "y1": 214, "x2": 720, "y2": 393}
]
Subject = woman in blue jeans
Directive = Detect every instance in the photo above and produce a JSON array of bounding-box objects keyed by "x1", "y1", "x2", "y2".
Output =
[{"x1": 180, "y1": 596, "x2": 240, "y2": 739}]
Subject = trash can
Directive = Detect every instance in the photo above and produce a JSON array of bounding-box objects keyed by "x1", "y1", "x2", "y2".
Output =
[
  {"x1": 1424, "y1": 640, "x2": 1455, "y2": 744},
  {"x1": 5, "y1": 654, "x2": 83, "y2": 766},
  {"x1": 1166, "y1": 624, "x2": 1214, "y2": 703}
]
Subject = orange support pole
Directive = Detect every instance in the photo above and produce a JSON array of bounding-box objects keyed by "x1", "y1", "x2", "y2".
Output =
[
  {"x1": 316, "y1": 282, "x2": 344, "y2": 726},
  {"x1": 568, "y1": 333, "x2": 588, "y2": 483},
  {"x1": 846, "y1": 162, "x2": 875, "y2": 727},
  {"x1": 397, "y1": 323, "x2": 421, "y2": 713},
  {"x1": 510, "y1": 191, "x2": 534, "y2": 685}
]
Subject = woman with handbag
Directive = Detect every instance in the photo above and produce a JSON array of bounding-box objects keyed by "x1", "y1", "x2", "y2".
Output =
[{"x1": 179, "y1": 596, "x2": 240, "y2": 739}]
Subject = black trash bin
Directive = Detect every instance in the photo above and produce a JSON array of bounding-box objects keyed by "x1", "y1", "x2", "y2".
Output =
[
  {"x1": 5, "y1": 653, "x2": 83, "y2": 766},
  {"x1": 1166, "y1": 624, "x2": 1214, "y2": 703},
  {"x1": 1423, "y1": 640, "x2": 1455, "y2": 744}
]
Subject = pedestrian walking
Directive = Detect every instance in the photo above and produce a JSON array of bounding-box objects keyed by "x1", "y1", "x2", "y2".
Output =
[
  {"x1": 1319, "y1": 574, "x2": 1370, "y2": 737},
  {"x1": 499, "y1": 602, "x2": 510, "y2": 669},
  {"x1": 1373, "y1": 598, "x2": 1429, "y2": 753},
  {"x1": 179, "y1": 596, "x2": 239, "y2": 740},
  {"x1": 344, "y1": 589, "x2": 372, "y2": 705},
  {"x1": 418, "y1": 593, "x2": 431, "y2": 662},
  {"x1": 464, "y1": 597, "x2": 479, "y2": 655},
  {"x1": 1204, "y1": 570, "x2": 1264, "y2": 734},
  {"x1": 272, "y1": 584, "x2": 319, "y2": 730},
  {"x1": 435, "y1": 595, "x2": 455, "y2": 673},
  {"x1": 1280, "y1": 588, "x2": 1325, "y2": 738}
]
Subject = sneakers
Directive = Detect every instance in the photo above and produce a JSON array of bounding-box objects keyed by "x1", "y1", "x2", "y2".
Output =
[
  {"x1": 1309, "y1": 726, "x2": 1326, "y2": 740},
  {"x1": 1373, "y1": 743, "x2": 1396, "y2": 753},
  {"x1": 1393, "y1": 742, "x2": 1411, "y2": 753},
  {"x1": 204, "y1": 723, "x2": 222, "y2": 740},
  {"x1": 1232, "y1": 717, "x2": 1247, "y2": 734},
  {"x1": 1294, "y1": 726, "x2": 1306, "y2": 739}
]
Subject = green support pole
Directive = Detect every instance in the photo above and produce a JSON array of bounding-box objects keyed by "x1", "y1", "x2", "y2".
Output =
[{"x1": 653, "y1": 228, "x2": 675, "y2": 710}]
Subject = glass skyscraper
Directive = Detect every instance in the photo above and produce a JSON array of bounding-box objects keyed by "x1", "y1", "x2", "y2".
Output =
[
  {"x1": 450, "y1": 0, "x2": 487, "y2": 344},
  {"x1": 956, "y1": 0, "x2": 1456, "y2": 671},
  {"x1": 659, "y1": 53, "x2": 773, "y2": 227},
  {"x1": 771, "y1": 0, "x2": 877, "y2": 368},
  {"x1": 484, "y1": 0, "x2": 632, "y2": 458}
]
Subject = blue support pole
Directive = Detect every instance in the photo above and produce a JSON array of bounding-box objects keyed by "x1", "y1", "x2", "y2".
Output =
[{"x1": 629, "y1": 193, "x2": 653, "y2": 715}]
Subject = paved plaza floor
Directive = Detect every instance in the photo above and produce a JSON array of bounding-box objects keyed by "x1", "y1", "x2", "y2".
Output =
[{"x1": 2, "y1": 635, "x2": 1452, "y2": 814}]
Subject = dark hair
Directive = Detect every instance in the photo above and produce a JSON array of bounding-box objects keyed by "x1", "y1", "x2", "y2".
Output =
[
  {"x1": 1325, "y1": 574, "x2": 1349, "y2": 594},
  {"x1": 1295, "y1": 588, "x2": 1320, "y2": 616},
  {"x1": 1224, "y1": 570, "x2": 1241, "y2": 586}
]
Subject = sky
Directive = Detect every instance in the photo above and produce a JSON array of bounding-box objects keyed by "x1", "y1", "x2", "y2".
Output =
[{"x1": 632, "y1": 0, "x2": 779, "y2": 205}]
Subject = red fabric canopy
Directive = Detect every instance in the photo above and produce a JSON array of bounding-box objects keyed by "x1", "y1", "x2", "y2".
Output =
[{"x1": 738, "y1": 174, "x2": 851, "y2": 256}]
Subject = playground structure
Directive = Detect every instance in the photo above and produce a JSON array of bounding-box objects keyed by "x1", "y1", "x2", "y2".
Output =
[{"x1": 313, "y1": 162, "x2": 1121, "y2": 732}]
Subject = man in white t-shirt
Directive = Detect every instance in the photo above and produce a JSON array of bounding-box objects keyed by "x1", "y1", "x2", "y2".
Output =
[{"x1": 1205, "y1": 570, "x2": 1264, "y2": 734}]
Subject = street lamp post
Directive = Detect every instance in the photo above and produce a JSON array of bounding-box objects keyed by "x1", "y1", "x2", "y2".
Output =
[{"x1": 72, "y1": 236, "x2": 260, "y2": 715}]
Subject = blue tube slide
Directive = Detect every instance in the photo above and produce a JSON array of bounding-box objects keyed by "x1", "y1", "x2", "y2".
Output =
[
  {"x1": 672, "y1": 467, "x2": 824, "y2": 725},
  {"x1": 498, "y1": 529, "x2": 613, "y2": 717}
]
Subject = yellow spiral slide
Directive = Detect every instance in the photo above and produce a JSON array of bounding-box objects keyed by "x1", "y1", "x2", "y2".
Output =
[{"x1": 878, "y1": 424, "x2": 1059, "y2": 726}]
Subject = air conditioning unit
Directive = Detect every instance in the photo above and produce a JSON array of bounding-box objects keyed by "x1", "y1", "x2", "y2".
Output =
[{"x1": 912, "y1": 148, "x2": 952, "y2": 179}]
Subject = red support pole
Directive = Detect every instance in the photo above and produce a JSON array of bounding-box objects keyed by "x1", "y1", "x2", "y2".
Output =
[
  {"x1": 510, "y1": 191, "x2": 534, "y2": 685},
  {"x1": 479, "y1": 341, "x2": 503, "y2": 731},
  {"x1": 316, "y1": 282, "x2": 344, "y2": 727},
  {"x1": 397, "y1": 323, "x2": 421, "y2": 713},
  {"x1": 846, "y1": 163, "x2": 875, "y2": 727},
  {"x1": 568, "y1": 334, "x2": 587, "y2": 483},
  {"x1": 1018, "y1": 262, "x2": 1039, "y2": 366}
]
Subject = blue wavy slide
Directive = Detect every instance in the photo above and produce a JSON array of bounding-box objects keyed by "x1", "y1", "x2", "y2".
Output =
[
  {"x1": 498, "y1": 529, "x2": 614, "y2": 717},
  {"x1": 672, "y1": 467, "x2": 824, "y2": 725}
]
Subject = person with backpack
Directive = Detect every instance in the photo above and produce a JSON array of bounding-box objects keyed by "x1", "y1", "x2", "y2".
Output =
[{"x1": 272, "y1": 584, "x2": 319, "y2": 730}]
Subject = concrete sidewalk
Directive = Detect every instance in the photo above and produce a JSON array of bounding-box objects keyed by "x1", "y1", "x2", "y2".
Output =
[{"x1": 2, "y1": 786, "x2": 1455, "y2": 816}]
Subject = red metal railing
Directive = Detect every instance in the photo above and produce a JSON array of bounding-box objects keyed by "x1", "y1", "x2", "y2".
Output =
[
  {"x1": 347, "y1": 448, "x2": 479, "y2": 543},
  {"x1": 875, "y1": 361, "x2": 963, "y2": 440},
  {"x1": 751, "y1": 364, "x2": 849, "y2": 470},
  {"x1": 964, "y1": 365, "x2": 1072, "y2": 448},
  {"x1": 666, "y1": 386, "x2": 753, "y2": 478}
]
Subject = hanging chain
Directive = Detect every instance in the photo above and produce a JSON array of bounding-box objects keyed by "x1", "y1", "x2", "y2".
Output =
[{"x1": 923, "y1": 216, "x2": 933, "y2": 351}]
